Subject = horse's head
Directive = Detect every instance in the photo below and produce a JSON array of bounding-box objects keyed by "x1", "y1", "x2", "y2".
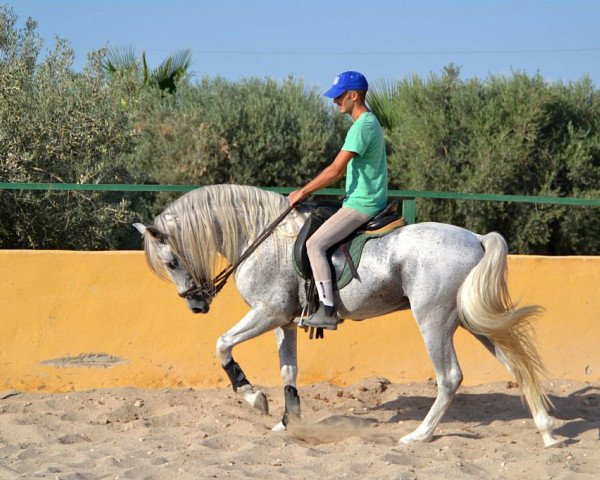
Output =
[{"x1": 134, "y1": 223, "x2": 212, "y2": 314}]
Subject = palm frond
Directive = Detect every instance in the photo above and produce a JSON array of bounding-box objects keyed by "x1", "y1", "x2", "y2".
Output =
[
  {"x1": 141, "y1": 50, "x2": 149, "y2": 84},
  {"x1": 368, "y1": 78, "x2": 401, "y2": 130},
  {"x1": 102, "y1": 45, "x2": 138, "y2": 75},
  {"x1": 150, "y1": 48, "x2": 192, "y2": 93}
]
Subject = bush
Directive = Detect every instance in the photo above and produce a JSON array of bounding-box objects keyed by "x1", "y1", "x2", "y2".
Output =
[
  {"x1": 0, "y1": 5, "x2": 146, "y2": 249},
  {"x1": 128, "y1": 76, "x2": 347, "y2": 212},
  {"x1": 369, "y1": 65, "x2": 600, "y2": 254},
  {"x1": 4, "y1": 4, "x2": 600, "y2": 254}
]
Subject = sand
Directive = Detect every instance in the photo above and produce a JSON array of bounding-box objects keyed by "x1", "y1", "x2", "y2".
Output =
[{"x1": 0, "y1": 378, "x2": 598, "y2": 479}]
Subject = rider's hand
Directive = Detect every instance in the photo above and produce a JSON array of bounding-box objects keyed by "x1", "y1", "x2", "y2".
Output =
[{"x1": 288, "y1": 189, "x2": 306, "y2": 207}]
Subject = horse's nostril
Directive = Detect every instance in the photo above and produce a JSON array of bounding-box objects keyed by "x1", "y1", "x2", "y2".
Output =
[{"x1": 191, "y1": 305, "x2": 209, "y2": 314}]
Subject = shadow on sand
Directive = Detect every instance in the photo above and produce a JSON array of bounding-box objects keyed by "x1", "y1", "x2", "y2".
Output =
[{"x1": 370, "y1": 384, "x2": 599, "y2": 442}]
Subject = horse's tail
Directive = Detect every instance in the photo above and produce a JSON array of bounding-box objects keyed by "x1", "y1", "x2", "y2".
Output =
[{"x1": 456, "y1": 232, "x2": 551, "y2": 412}]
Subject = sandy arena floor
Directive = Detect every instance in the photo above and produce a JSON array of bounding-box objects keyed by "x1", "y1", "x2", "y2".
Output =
[{"x1": 0, "y1": 378, "x2": 598, "y2": 479}]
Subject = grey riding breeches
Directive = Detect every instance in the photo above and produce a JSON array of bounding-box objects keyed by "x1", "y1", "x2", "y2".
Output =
[{"x1": 306, "y1": 207, "x2": 371, "y2": 281}]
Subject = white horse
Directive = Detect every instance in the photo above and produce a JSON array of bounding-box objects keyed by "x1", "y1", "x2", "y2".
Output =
[{"x1": 134, "y1": 184, "x2": 563, "y2": 447}]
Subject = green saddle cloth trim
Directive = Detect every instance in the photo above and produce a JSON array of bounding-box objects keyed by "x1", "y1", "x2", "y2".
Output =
[{"x1": 334, "y1": 228, "x2": 398, "y2": 290}]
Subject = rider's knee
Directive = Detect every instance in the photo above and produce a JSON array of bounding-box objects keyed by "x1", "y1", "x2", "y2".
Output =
[{"x1": 306, "y1": 236, "x2": 326, "y2": 258}]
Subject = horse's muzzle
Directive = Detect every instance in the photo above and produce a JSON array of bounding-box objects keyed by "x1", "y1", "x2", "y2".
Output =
[{"x1": 189, "y1": 302, "x2": 209, "y2": 314}]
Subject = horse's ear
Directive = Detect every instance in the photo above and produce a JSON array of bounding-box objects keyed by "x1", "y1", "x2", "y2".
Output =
[
  {"x1": 133, "y1": 223, "x2": 147, "y2": 235},
  {"x1": 134, "y1": 223, "x2": 168, "y2": 243}
]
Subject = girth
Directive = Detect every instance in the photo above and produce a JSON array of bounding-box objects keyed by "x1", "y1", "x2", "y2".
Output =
[{"x1": 293, "y1": 199, "x2": 404, "y2": 289}]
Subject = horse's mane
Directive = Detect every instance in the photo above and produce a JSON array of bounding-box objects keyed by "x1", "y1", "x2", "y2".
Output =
[{"x1": 143, "y1": 184, "x2": 301, "y2": 286}]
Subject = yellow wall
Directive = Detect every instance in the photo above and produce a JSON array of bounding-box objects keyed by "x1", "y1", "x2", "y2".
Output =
[{"x1": 0, "y1": 251, "x2": 598, "y2": 392}]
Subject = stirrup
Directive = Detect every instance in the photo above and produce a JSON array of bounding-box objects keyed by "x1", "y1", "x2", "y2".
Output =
[{"x1": 301, "y1": 303, "x2": 339, "y2": 331}]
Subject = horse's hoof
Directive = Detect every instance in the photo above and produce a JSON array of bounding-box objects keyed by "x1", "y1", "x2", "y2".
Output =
[
  {"x1": 252, "y1": 390, "x2": 269, "y2": 415},
  {"x1": 271, "y1": 421, "x2": 286, "y2": 432},
  {"x1": 544, "y1": 437, "x2": 565, "y2": 448},
  {"x1": 400, "y1": 431, "x2": 433, "y2": 444},
  {"x1": 239, "y1": 386, "x2": 269, "y2": 415}
]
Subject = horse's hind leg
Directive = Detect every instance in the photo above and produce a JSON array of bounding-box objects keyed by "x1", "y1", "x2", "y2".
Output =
[
  {"x1": 271, "y1": 324, "x2": 301, "y2": 432},
  {"x1": 401, "y1": 307, "x2": 463, "y2": 444},
  {"x1": 471, "y1": 332, "x2": 514, "y2": 375},
  {"x1": 470, "y1": 333, "x2": 563, "y2": 447}
]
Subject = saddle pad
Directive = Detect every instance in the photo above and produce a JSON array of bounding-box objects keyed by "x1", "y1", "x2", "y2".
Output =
[{"x1": 335, "y1": 218, "x2": 405, "y2": 290}]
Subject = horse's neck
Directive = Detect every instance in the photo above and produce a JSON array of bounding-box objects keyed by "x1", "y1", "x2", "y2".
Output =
[
  {"x1": 213, "y1": 215, "x2": 264, "y2": 265},
  {"x1": 216, "y1": 213, "x2": 296, "y2": 267}
]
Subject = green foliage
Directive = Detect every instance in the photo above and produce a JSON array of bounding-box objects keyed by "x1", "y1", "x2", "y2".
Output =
[
  {"x1": 3, "y1": 4, "x2": 600, "y2": 253},
  {"x1": 1, "y1": 5, "x2": 347, "y2": 247},
  {"x1": 369, "y1": 65, "x2": 600, "y2": 254},
  {"x1": 0, "y1": 5, "x2": 147, "y2": 249},
  {"x1": 128, "y1": 76, "x2": 347, "y2": 212}
]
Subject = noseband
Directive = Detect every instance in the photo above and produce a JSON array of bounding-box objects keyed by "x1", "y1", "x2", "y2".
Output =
[
  {"x1": 177, "y1": 205, "x2": 294, "y2": 302},
  {"x1": 178, "y1": 283, "x2": 215, "y2": 299}
]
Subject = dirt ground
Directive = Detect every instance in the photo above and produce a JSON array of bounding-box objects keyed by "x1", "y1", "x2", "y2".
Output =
[{"x1": 0, "y1": 378, "x2": 598, "y2": 479}]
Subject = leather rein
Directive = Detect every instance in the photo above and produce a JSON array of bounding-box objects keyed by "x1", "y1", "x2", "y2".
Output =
[{"x1": 178, "y1": 205, "x2": 295, "y2": 300}]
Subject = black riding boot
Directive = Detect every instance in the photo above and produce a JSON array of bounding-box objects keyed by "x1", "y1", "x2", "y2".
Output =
[{"x1": 302, "y1": 302, "x2": 339, "y2": 330}]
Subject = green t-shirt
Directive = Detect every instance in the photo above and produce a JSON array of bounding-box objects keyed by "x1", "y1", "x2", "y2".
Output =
[{"x1": 341, "y1": 111, "x2": 388, "y2": 217}]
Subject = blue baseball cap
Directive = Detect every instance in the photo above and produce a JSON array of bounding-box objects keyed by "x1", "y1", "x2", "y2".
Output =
[{"x1": 323, "y1": 71, "x2": 368, "y2": 98}]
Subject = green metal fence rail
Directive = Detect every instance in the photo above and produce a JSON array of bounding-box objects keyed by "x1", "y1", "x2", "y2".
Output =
[{"x1": 2, "y1": 183, "x2": 600, "y2": 224}]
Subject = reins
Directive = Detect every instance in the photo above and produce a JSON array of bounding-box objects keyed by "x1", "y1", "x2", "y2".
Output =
[{"x1": 179, "y1": 204, "x2": 295, "y2": 299}]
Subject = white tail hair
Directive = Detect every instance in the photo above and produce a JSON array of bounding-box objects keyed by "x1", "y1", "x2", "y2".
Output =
[{"x1": 457, "y1": 232, "x2": 551, "y2": 413}]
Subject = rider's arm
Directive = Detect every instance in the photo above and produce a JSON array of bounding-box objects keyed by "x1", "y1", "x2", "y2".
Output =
[{"x1": 288, "y1": 150, "x2": 355, "y2": 206}]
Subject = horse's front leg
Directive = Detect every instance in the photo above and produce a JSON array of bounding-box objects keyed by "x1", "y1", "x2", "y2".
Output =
[
  {"x1": 216, "y1": 305, "x2": 288, "y2": 415},
  {"x1": 271, "y1": 324, "x2": 300, "y2": 432}
]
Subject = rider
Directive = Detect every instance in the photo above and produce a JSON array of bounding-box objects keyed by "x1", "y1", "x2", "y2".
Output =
[{"x1": 288, "y1": 71, "x2": 388, "y2": 330}]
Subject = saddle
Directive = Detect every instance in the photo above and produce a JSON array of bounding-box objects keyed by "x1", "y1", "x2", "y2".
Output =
[{"x1": 293, "y1": 199, "x2": 405, "y2": 290}]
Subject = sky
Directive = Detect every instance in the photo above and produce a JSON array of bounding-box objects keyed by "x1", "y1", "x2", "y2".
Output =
[{"x1": 7, "y1": 0, "x2": 600, "y2": 92}]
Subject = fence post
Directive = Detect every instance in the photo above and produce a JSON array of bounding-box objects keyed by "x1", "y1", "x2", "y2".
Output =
[{"x1": 401, "y1": 197, "x2": 416, "y2": 224}]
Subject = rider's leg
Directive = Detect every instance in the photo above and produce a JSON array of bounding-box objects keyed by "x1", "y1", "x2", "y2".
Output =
[{"x1": 304, "y1": 207, "x2": 370, "y2": 329}]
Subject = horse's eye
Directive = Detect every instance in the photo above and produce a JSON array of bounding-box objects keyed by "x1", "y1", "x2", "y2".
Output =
[{"x1": 167, "y1": 258, "x2": 179, "y2": 269}]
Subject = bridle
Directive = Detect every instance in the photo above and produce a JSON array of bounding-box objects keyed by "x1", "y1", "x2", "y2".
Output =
[
  {"x1": 178, "y1": 282, "x2": 216, "y2": 300},
  {"x1": 178, "y1": 205, "x2": 294, "y2": 301}
]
